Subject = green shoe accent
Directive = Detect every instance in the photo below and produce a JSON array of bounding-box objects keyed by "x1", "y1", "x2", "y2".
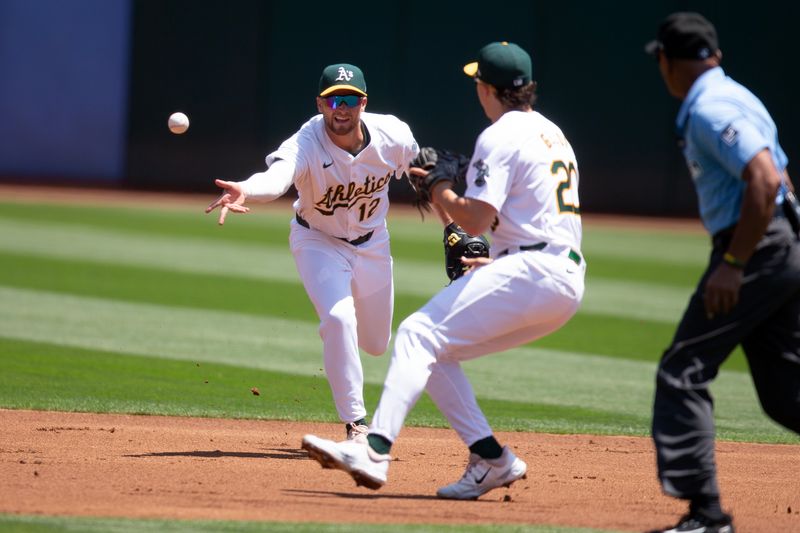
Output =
[{"x1": 367, "y1": 433, "x2": 392, "y2": 455}]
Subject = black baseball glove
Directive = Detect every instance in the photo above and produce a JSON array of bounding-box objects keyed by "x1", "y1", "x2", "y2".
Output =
[
  {"x1": 408, "y1": 147, "x2": 470, "y2": 215},
  {"x1": 443, "y1": 222, "x2": 490, "y2": 282}
]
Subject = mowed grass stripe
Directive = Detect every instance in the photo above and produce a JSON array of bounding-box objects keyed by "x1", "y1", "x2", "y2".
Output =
[
  {"x1": 0, "y1": 335, "x2": 790, "y2": 443},
  {"x1": 584, "y1": 258, "x2": 704, "y2": 288},
  {"x1": 582, "y1": 225, "x2": 709, "y2": 266},
  {"x1": 0, "y1": 252, "x2": 726, "y2": 374},
  {"x1": 0, "y1": 210, "x2": 706, "y2": 281},
  {"x1": 0, "y1": 200, "x2": 712, "y2": 283},
  {"x1": 0, "y1": 200, "x2": 290, "y2": 246},
  {"x1": 0, "y1": 337, "x2": 645, "y2": 438},
  {"x1": 0, "y1": 251, "x2": 319, "y2": 322},
  {"x1": 0, "y1": 337, "x2": 381, "y2": 423},
  {"x1": 1, "y1": 286, "x2": 792, "y2": 442},
  {"x1": 0, "y1": 201, "x2": 448, "y2": 263},
  {"x1": 0, "y1": 217, "x2": 450, "y2": 298},
  {"x1": 0, "y1": 217, "x2": 300, "y2": 285},
  {"x1": 0, "y1": 217, "x2": 699, "y2": 321},
  {"x1": 0, "y1": 200, "x2": 711, "y2": 266},
  {"x1": 0, "y1": 245, "x2": 687, "y2": 332},
  {"x1": 0, "y1": 513, "x2": 626, "y2": 533}
]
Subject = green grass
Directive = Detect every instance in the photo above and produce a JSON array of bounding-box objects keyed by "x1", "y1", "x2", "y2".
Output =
[
  {"x1": 0, "y1": 514, "x2": 622, "y2": 533},
  {"x1": 0, "y1": 200, "x2": 794, "y2": 442},
  {"x1": 0, "y1": 197, "x2": 796, "y2": 533},
  {"x1": 0, "y1": 337, "x2": 646, "y2": 435}
]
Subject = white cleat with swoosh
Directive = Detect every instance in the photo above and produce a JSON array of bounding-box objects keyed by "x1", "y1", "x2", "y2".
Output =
[{"x1": 436, "y1": 446, "x2": 527, "y2": 500}]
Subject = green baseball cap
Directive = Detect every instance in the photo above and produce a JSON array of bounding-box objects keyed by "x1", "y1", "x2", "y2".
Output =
[
  {"x1": 318, "y1": 63, "x2": 368, "y2": 97},
  {"x1": 463, "y1": 42, "x2": 532, "y2": 89}
]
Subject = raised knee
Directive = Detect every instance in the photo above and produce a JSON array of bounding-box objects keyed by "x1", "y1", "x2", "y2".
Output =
[
  {"x1": 361, "y1": 335, "x2": 390, "y2": 356},
  {"x1": 319, "y1": 301, "x2": 356, "y2": 336},
  {"x1": 397, "y1": 313, "x2": 428, "y2": 337},
  {"x1": 393, "y1": 315, "x2": 437, "y2": 357},
  {"x1": 394, "y1": 321, "x2": 419, "y2": 349}
]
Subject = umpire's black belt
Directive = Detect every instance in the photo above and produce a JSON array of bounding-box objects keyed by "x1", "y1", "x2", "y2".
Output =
[
  {"x1": 498, "y1": 242, "x2": 582, "y2": 266},
  {"x1": 712, "y1": 207, "x2": 791, "y2": 249},
  {"x1": 295, "y1": 213, "x2": 374, "y2": 246}
]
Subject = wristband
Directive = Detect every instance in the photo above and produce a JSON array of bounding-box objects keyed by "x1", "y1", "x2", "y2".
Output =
[{"x1": 722, "y1": 252, "x2": 745, "y2": 269}]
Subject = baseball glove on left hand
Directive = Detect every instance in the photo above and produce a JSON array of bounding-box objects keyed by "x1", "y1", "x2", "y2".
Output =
[
  {"x1": 444, "y1": 222, "x2": 490, "y2": 282},
  {"x1": 408, "y1": 147, "x2": 470, "y2": 215}
]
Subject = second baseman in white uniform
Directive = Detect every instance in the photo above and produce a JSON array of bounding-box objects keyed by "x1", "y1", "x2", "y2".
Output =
[
  {"x1": 302, "y1": 42, "x2": 586, "y2": 499},
  {"x1": 206, "y1": 63, "x2": 419, "y2": 440}
]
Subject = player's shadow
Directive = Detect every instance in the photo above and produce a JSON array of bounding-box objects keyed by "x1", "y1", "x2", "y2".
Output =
[
  {"x1": 123, "y1": 447, "x2": 307, "y2": 460},
  {"x1": 284, "y1": 488, "x2": 442, "y2": 501}
]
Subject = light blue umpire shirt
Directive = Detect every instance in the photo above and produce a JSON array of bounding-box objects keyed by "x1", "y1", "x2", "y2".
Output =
[{"x1": 676, "y1": 66, "x2": 789, "y2": 236}]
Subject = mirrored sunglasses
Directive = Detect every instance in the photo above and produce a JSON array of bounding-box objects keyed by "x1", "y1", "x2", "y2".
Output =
[{"x1": 324, "y1": 95, "x2": 362, "y2": 109}]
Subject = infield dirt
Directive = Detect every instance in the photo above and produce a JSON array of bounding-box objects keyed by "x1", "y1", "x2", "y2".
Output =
[{"x1": 1, "y1": 409, "x2": 798, "y2": 532}]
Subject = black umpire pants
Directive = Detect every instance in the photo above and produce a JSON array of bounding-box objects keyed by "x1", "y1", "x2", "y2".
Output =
[{"x1": 652, "y1": 215, "x2": 800, "y2": 500}]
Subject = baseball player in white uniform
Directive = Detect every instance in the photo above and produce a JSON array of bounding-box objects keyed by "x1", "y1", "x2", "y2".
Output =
[
  {"x1": 302, "y1": 42, "x2": 586, "y2": 499},
  {"x1": 206, "y1": 63, "x2": 419, "y2": 440}
]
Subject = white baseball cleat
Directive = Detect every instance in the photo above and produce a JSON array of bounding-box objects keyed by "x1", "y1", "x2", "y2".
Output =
[
  {"x1": 345, "y1": 422, "x2": 370, "y2": 442},
  {"x1": 436, "y1": 446, "x2": 527, "y2": 500},
  {"x1": 301, "y1": 434, "x2": 390, "y2": 490}
]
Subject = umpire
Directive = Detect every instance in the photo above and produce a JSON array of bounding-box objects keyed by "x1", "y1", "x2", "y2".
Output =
[{"x1": 645, "y1": 12, "x2": 800, "y2": 533}]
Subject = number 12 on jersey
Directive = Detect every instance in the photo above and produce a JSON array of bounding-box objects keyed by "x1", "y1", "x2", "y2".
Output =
[{"x1": 552, "y1": 160, "x2": 581, "y2": 215}]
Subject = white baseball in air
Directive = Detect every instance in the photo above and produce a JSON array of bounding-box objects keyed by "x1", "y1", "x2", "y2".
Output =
[{"x1": 168, "y1": 112, "x2": 190, "y2": 134}]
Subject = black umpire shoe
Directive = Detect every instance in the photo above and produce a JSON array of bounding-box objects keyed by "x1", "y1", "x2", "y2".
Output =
[{"x1": 651, "y1": 511, "x2": 734, "y2": 533}]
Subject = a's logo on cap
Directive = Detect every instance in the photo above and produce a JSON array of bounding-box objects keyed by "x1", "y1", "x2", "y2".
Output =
[
  {"x1": 698, "y1": 47, "x2": 710, "y2": 59},
  {"x1": 336, "y1": 67, "x2": 354, "y2": 81}
]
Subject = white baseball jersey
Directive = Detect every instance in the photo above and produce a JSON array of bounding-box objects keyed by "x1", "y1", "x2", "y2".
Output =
[
  {"x1": 239, "y1": 111, "x2": 418, "y2": 428},
  {"x1": 465, "y1": 110, "x2": 582, "y2": 257},
  {"x1": 265, "y1": 112, "x2": 418, "y2": 241},
  {"x1": 371, "y1": 109, "x2": 585, "y2": 448}
]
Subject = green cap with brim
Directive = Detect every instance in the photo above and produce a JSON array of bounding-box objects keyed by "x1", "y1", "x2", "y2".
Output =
[
  {"x1": 463, "y1": 42, "x2": 532, "y2": 89},
  {"x1": 319, "y1": 63, "x2": 368, "y2": 97}
]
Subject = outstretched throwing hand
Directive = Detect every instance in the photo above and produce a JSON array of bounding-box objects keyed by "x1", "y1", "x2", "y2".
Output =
[{"x1": 205, "y1": 179, "x2": 249, "y2": 225}]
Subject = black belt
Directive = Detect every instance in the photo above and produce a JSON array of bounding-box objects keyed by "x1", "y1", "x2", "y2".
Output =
[
  {"x1": 712, "y1": 208, "x2": 788, "y2": 248},
  {"x1": 498, "y1": 242, "x2": 547, "y2": 256},
  {"x1": 498, "y1": 242, "x2": 582, "y2": 266},
  {"x1": 295, "y1": 213, "x2": 374, "y2": 246}
]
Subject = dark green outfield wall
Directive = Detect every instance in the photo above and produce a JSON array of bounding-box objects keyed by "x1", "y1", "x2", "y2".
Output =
[{"x1": 125, "y1": 0, "x2": 799, "y2": 215}]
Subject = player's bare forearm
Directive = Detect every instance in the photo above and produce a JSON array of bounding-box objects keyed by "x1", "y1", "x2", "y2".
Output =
[
  {"x1": 431, "y1": 204, "x2": 454, "y2": 227},
  {"x1": 431, "y1": 184, "x2": 496, "y2": 236}
]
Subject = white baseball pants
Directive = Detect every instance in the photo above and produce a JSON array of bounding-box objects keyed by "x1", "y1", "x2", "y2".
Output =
[
  {"x1": 290, "y1": 220, "x2": 393, "y2": 424},
  {"x1": 371, "y1": 244, "x2": 585, "y2": 446}
]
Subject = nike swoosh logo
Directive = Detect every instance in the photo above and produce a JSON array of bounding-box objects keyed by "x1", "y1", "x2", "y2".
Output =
[
  {"x1": 323, "y1": 161, "x2": 334, "y2": 168},
  {"x1": 474, "y1": 469, "x2": 489, "y2": 484}
]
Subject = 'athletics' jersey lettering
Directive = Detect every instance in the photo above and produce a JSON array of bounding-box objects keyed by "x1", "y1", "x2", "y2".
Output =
[
  {"x1": 314, "y1": 171, "x2": 394, "y2": 215},
  {"x1": 265, "y1": 112, "x2": 418, "y2": 241}
]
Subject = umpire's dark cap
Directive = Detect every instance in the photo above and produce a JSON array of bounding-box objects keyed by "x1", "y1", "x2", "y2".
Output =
[
  {"x1": 463, "y1": 41, "x2": 532, "y2": 89},
  {"x1": 645, "y1": 12, "x2": 719, "y2": 60}
]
